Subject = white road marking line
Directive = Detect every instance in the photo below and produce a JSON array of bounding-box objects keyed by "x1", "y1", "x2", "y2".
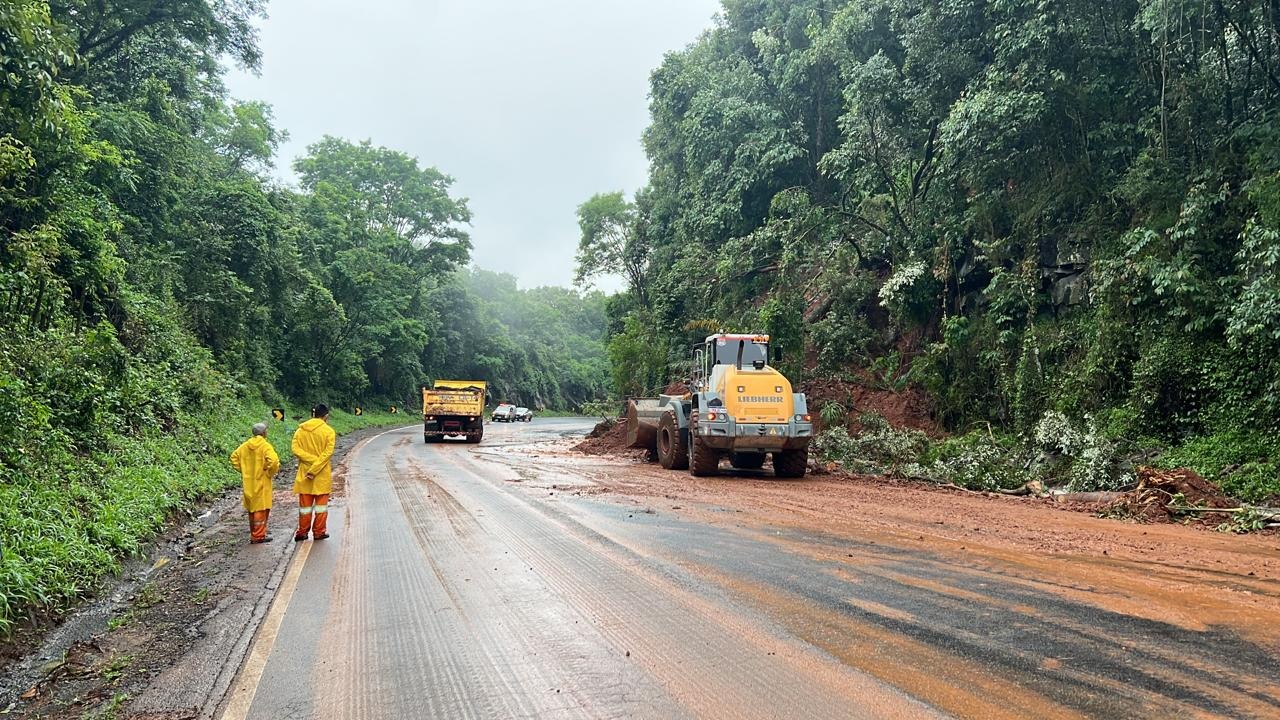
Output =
[{"x1": 218, "y1": 539, "x2": 311, "y2": 720}]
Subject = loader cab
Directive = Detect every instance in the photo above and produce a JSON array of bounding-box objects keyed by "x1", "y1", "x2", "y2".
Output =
[
  {"x1": 691, "y1": 333, "x2": 795, "y2": 423},
  {"x1": 691, "y1": 334, "x2": 773, "y2": 390}
]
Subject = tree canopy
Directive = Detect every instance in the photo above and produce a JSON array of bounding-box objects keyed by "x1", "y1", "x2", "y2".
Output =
[
  {"x1": 583, "y1": 0, "x2": 1280, "y2": 498},
  {"x1": 0, "y1": 0, "x2": 611, "y2": 630}
]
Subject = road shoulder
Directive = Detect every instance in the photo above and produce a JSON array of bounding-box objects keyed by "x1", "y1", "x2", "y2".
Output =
[{"x1": 0, "y1": 424, "x2": 407, "y2": 720}]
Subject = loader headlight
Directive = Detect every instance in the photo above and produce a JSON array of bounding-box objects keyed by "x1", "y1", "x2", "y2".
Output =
[
  {"x1": 796, "y1": 414, "x2": 811, "y2": 422},
  {"x1": 706, "y1": 411, "x2": 720, "y2": 421}
]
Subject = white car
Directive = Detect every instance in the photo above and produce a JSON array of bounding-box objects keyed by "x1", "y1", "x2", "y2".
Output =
[
  {"x1": 514, "y1": 407, "x2": 533, "y2": 422},
  {"x1": 491, "y1": 404, "x2": 516, "y2": 422}
]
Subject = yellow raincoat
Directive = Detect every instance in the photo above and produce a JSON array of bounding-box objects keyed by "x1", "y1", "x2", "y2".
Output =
[
  {"x1": 292, "y1": 418, "x2": 337, "y2": 495},
  {"x1": 230, "y1": 436, "x2": 280, "y2": 512}
]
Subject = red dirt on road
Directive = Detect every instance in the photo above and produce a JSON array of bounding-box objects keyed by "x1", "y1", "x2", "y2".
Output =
[{"x1": 556, "y1": 441, "x2": 1280, "y2": 650}]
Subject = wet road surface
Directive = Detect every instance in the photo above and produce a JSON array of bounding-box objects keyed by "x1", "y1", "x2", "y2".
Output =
[{"x1": 230, "y1": 419, "x2": 1280, "y2": 719}]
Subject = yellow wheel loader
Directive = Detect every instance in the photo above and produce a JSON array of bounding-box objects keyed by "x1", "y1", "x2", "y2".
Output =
[{"x1": 626, "y1": 334, "x2": 813, "y2": 477}]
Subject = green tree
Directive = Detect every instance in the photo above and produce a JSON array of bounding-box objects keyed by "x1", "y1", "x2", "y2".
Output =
[{"x1": 574, "y1": 191, "x2": 651, "y2": 309}]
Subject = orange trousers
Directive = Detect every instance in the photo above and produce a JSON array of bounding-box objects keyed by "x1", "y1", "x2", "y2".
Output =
[
  {"x1": 296, "y1": 493, "x2": 330, "y2": 539},
  {"x1": 248, "y1": 509, "x2": 270, "y2": 542}
]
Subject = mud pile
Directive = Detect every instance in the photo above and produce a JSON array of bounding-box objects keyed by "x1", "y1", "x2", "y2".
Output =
[
  {"x1": 1102, "y1": 466, "x2": 1237, "y2": 523},
  {"x1": 575, "y1": 419, "x2": 626, "y2": 454},
  {"x1": 574, "y1": 418, "x2": 656, "y2": 461},
  {"x1": 585, "y1": 419, "x2": 616, "y2": 440}
]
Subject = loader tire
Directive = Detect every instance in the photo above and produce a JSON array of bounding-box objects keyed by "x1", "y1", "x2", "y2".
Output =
[
  {"x1": 690, "y1": 435, "x2": 720, "y2": 476},
  {"x1": 657, "y1": 411, "x2": 688, "y2": 470},
  {"x1": 688, "y1": 413, "x2": 720, "y2": 476},
  {"x1": 773, "y1": 448, "x2": 808, "y2": 478},
  {"x1": 729, "y1": 452, "x2": 765, "y2": 470}
]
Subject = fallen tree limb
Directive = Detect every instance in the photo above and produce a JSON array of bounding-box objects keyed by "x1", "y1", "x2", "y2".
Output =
[
  {"x1": 997, "y1": 480, "x2": 1048, "y2": 497},
  {"x1": 1166, "y1": 505, "x2": 1280, "y2": 517},
  {"x1": 931, "y1": 482, "x2": 984, "y2": 494},
  {"x1": 1055, "y1": 491, "x2": 1125, "y2": 504}
]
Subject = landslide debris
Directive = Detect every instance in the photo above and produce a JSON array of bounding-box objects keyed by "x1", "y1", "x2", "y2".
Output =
[
  {"x1": 1101, "y1": 466, "x2": 1237, "y2": 523},
  {"x1": 574, "y1": 418, "x2": 655, "y2": 461},
  {"x1": 801, "y1": 376, "x2": 940, "y2": 436},
  {"x1": 576, "y1": 419, "x2": 627, "y2": 453}
]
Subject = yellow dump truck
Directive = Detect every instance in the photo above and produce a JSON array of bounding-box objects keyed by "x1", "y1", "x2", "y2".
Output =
[
  {"x1": 626, "y1": 333, "x2": 812, "y2": 477},
  {"x1": 422, "y1": 380, "x2": 487, "y2": 443}
]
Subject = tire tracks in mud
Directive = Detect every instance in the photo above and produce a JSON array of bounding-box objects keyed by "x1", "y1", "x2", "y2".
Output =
[
  {"x1": 386, "y1": 445, "x2": 682, "y2": 720},
  {"x1": 420, "y1": 444, "x2": 941, "y2": 720},
  {"x1": 742, "y1": 525, "x2": 1280, "y2": 718},
  {"x1": 316, "y1": 440, "x2": 501, "y2": 720},
  {"x1": 466, "y1": 435, "x2": 1280, "y2": 719}
]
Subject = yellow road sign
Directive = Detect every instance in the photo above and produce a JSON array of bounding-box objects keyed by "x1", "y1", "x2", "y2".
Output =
[
  {"x1": 354, "y1": 407, "x2": 363, "y2": 416},
  {"x1": 271, "y1": 408, "x2": 285, "y2": 422}
]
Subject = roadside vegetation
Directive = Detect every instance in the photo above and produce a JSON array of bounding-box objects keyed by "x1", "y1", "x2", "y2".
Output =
[
  {"x1": 0, "y1": 1, "x2": 606, "y2": 634},
  {"x1": 578, "y1": 0, "x2": 1280, "y2": 506}
]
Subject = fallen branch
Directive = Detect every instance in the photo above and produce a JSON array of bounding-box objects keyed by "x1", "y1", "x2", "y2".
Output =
[
  {"x1": 1167, "y1": 505, "x2": 1280, "y2": 516},
  {"x1": 1055, "y1": 491, "x2": 1125, "y2": 504},
  {"x1": 931, "y1": 482, "x2": 984, "y2": 494},
  {"x1": 998, "y1": 480, "x2": 1047, "y2": 497}
]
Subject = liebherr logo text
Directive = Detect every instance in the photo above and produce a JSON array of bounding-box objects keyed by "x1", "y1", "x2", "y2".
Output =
[{"x1": 739, "y1": 395, "x2": 783, "y2": 403}]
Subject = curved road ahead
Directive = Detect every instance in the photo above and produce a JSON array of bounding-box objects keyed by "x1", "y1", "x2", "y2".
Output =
[{"x1": 224, "y1": 418, "x2": 1280, "y2": 720}]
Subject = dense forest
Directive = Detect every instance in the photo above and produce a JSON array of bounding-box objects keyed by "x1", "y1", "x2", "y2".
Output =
[
  {"x1": 6, "y1": 0, "x2": 1280, "y2": 635},
  {"x1": 580, "y1": 0, "x2": 1280, "y2": 501},
  {"x1": 0, "y1": 0, "x2": 606, "y2": 630}
]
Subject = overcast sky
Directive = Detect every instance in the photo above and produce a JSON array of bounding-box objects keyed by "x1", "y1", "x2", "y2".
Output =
[{"x1": 225, "y1": 0, "x2": 721, "y2": 290}]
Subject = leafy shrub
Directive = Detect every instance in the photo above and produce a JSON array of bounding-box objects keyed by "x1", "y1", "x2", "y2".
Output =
[
  {"x1": 917, "y1": 432, "x2": 1026, "y2": 491},
  {"x1": 813, "y1": 412, "x2": 929, "y2": 473},
  {"x1": 819, "y1": 401, "x2": 847, "y2": 428},
  {"x1": 1033, "y1": 411, "x2": 1085, "y2": 456},
  {"x1": 1067, "y1": 428, "x2": 1135, "y2": 492},
  {"x1": 1158, "y1": 431, "x2": 1280, "y2": 504},
  {"x1": 811, "y1": 311, "x2": 878, "y2": 372}
]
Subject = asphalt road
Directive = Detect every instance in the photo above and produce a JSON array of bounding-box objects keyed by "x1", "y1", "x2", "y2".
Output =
[{"x1": 225, "y1": 418, "x2": 1280, "y2": 720}]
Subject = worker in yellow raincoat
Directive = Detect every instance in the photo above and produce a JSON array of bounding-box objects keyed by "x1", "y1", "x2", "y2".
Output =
[
  {"x1": 292, "y1": 404, "x2": 337, "y2": 541},
  {"x1": 230, "y1": 422, "x2": 281, "y2": 544}
]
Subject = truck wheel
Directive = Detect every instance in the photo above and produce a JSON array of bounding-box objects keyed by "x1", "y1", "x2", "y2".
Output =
[
  {"x1": 657, "y1": 411, "x2": 688, "y2": 470},
  {"x1": 729, "y1": 452, "x2": 765, "y2": 470},
  {"x1": 424, "y1": 432, "x2": 436, "y2": 444},
  {"x1": 773, "y1": 448, "x2": 808, "y2": 478},
  {"x1": 467, "y1": 432, "x2": 483, "y2": 444}
]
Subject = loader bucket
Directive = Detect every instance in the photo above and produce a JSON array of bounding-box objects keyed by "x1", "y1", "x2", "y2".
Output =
[{"x1": 625, "y1": 398, "x2": 664, "y2": 450}]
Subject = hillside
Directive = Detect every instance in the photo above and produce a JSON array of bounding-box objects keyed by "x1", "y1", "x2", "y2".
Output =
[{"x1": 578, "y1": 0, "x2": 1280, "y2": 503}]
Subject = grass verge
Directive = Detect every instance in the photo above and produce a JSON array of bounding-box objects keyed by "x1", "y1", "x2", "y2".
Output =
[{"x1": 0, "y1": 400, "x2": 403, "y2": 635}]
